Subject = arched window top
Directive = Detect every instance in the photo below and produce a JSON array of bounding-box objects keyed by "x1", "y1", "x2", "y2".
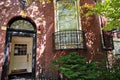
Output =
[
  {"x1": 8, "y1": 16, "x2": 36, "y2": 31},
  {"x1": 10, "y1": 20, "x2": 34, "y2": 30}
]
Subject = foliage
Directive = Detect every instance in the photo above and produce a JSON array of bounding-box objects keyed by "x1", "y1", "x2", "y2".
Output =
[
  {"x1": 51, "y1": 52, "x2": 99, "y2": 80},
  {"x1": 84, "y1": 0, "x2": 120, "y2": 30},
  {"x1": 51, "y1": 52, "x2": 120, "y2": 80},
  {"x1": 95, "y1": 59, "x2": 120, "y2": 80},
  {"x1": 26, "y1": 0, "x2": 120, "y2": 30}
]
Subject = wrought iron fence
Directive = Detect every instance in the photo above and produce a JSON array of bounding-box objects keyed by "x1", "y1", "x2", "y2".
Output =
[
  {"x1": 37, "y1": 67, "x2": 59, "y2": 80},
  {"x1": 53, "y1": 30, "x2": 86, "y2": 50}
]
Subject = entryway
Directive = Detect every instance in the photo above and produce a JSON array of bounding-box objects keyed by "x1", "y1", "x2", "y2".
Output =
[
  {"x1": 9, "y1": 36, "x2": 33, "y2": 75},
  {"x1": 1, "y1": 16, "x2": 37, "y2": 80}
]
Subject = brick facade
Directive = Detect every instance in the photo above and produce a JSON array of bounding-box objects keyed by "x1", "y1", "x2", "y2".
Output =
[{"x1": 0, "y1": 0, "x2": 106, "y2": 79}]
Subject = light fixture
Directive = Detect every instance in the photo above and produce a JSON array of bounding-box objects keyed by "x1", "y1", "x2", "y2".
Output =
[
  {"x1": 19, "y1": 0, "x2": 27, "y2": 10},
  {"x1": 19, "y1": 0, "x2": 27, "y2": 18}
]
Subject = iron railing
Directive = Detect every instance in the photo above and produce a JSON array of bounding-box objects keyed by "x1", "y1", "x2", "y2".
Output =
[
  {"x1": 37, "y1": 66, "x2": 67, "y2": 80},
  {"x1": 53, "y1": 30, "x2": 86, "y2": 50}
]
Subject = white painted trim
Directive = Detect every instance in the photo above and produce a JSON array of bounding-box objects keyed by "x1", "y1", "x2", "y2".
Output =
[
  {"x1": 113, "y1": 38, "x2": 120, "y2": 41},
  {"x1": 1, "y1": 26, "x2": 6, "y2": 30},
  {"x1": 37, "y1": 30, "x2": 41, "y2": 34}
]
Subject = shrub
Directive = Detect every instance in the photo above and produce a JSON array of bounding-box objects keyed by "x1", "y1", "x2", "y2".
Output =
[
  {"x1": 51, "y1": 52, "x2": 99, "y2": 80},
  {"x1": 96, "y1": 59, "x2": 120, "y2": 80}
]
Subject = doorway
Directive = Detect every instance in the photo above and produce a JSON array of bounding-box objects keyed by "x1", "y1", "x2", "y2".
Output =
[
  {"x1": 1, "y1": 16, "x2": 37, "y2": 80},
  {"x1": 9, "y1": 36, "x2": 33, "y2": 74}
]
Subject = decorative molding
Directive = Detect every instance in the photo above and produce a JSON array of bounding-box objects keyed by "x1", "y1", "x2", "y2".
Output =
[
  {"x1": 1, "y1": 26, "x2": 6, "y2": 30},
  {"x1": 37, "y1": 30, "x2": 41, "y2": 34}
]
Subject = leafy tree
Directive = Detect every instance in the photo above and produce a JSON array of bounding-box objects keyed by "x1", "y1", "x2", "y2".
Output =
[
  {"x1": 51, "y1": 52, "x2": 99, "y2": 80},
  {"x1": 26, "y1": 0, "x2": 120, "y2": 30},
  {"x1": 84, "y1": 0, "x2": 120, "y2": 30},
  {"x1": 95, "y1": 59, "x2": 120, "y2": 80}
]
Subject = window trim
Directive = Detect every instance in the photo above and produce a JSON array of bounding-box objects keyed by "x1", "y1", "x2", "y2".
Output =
[
  {"x1": 53, "y1": 0, "x2": 85, "y2": 50},
  {"x1": 7, "y1": 16, "x2": 37, "y2": 31}
]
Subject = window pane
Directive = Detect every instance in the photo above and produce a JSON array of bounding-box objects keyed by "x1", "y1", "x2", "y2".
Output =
[
  {"x1": 11, "y1": 20, "x2": 34, "y2": 30},
  {"x1": 113, "y1": 37, "x2": 120, "y2": 56},
  {"x1": 56, "y1": 0, "x2": 78, "y2": 31},
  {"x1": 14, "y1": 44, "x2": 27, "y2": 56},
  {"x1": 54, "y1": 0, "x2": 85, "y2": 50}
]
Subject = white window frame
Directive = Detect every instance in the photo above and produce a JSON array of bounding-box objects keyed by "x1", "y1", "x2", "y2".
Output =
[
  {"x1": 54, "y1": 0, "x2": 82, "y2": 32},
  {"x1": 53, "y1": 0, "x2": 85, "y2": 50}
]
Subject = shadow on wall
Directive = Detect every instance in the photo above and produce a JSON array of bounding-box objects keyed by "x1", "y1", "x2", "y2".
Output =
[
  {"x1": 0, "y1": 0, "x2": 104, "y2": 79},
  {"x1": 0, "y1": 0, "x2": 53, "y2": 78},
  {"x1": 34, "y1": 1, "x2": 54, "y2": 76},
  {"x1": 82, "y1": 14, "x2": 103, "y2": 62},
  {"x1": 0, "y1": 30, "x2": 6, "y2": 78},
  {"x1": 41, "y1": 0, "x2": 105, "y2": 79},
  {"x1": 0, "y1": 0, "x2": 21, "y2": 26}
]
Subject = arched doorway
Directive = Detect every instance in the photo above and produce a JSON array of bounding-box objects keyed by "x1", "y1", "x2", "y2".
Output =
[{"x1": 1, "y1": 16, "x2": 37, "y2": 80}]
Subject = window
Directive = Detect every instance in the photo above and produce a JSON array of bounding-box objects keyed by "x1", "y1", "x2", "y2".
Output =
[
  {"x1": 55, "y1": 0, "x2": 81, "y2": 31},
  {"x1": 113, "y1": 38, "x2": 120, "y2": 55},
  {"x1": 100, "y1": 16, "x2": 114, "y2": 50},
  {"x1": 14, "y1": 44, "x2": 27, "y2": 55},
  {"x1": 100, "y1": 16, "x2": 120, "y2": 55},
  {"x1": 53, "y1": 0, "x2": 85, "y2": 50},
  {"x1": 112, "y1": 31, "x2": 120, "y2": 56},
  {"x1": 102, "y1": 31, "x2": 114, "y2": 50},
  {"x1": 10, "y1": 20, "x2": 34, "y2": 30}
]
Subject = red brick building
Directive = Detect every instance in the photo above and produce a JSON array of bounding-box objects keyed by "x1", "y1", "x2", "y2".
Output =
[{"x1": 0, "y1": 0, "x2": 117, "y2": 80}]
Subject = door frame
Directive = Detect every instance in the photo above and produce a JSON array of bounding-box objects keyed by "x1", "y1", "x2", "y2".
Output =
[{"x1": 1, "y1": 16, "x2": 37, "y2": 80}]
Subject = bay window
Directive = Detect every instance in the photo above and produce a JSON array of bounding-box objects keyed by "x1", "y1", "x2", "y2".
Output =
[{"x1": 53, "y1": 0, "x2": 85, "y2": 50}]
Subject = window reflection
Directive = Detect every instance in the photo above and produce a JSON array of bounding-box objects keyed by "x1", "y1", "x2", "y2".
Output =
[
  {"x1": 11, "y1": 20, "x2": 34, "y2": 30},
  {"x1": 56, "y1": 0, "x2": 79, "y2": 31}
]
